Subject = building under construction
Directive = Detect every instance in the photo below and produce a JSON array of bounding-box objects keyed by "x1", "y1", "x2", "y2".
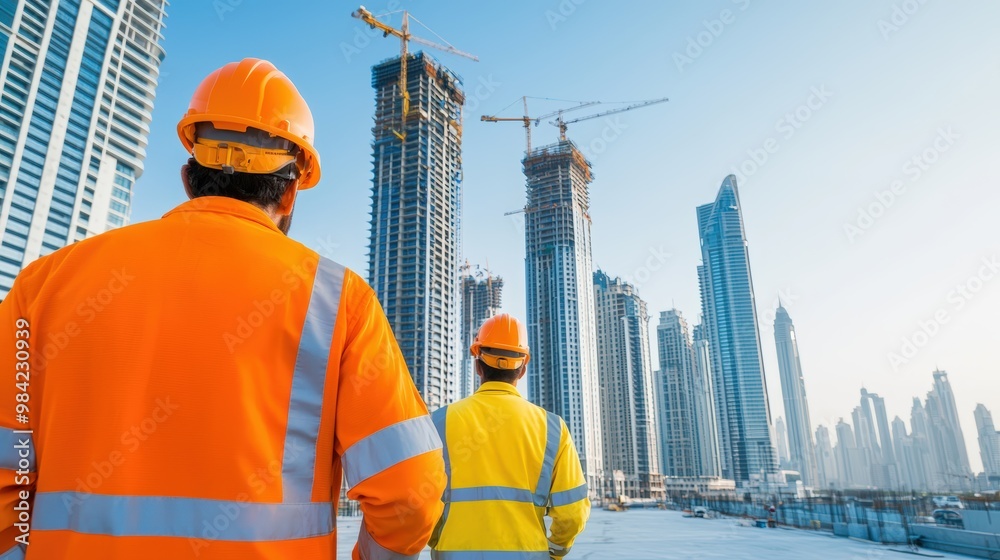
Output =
[
  {"x1": 459, "y1": 264, "x2": 503, "y2": 399},
  {"x1": 523, "y1": 140, "x2": 605, "y2": 494},
  {"x1": 366, "y1": 52, "x2": 465, "y2": 409}
]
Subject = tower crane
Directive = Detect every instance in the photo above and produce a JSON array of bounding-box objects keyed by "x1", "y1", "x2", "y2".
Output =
[
  {"x1": 351, "y1": 6, "x2": 478, "y2": 141},
  {"x1": 549, "y1": 97, "x2": 669, "y2": 141},
  {"x1": 487, "y1": 96, "x2": 669, "y2": 219},
  {"x1": 480, "y1": 97, "x2": 600, "y2": 154}
]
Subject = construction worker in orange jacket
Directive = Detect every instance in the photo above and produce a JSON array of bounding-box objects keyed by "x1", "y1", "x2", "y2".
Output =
[
  {"x1": 430, "y1": 314, "x2": 590, "y2": 559},
  {"x1": 0, "y1": 58, "x2": 445, "y2": 559}
]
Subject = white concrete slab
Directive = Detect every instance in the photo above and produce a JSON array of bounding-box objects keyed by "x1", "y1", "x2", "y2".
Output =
[{"x1": 336, "y1": 509, "x2": 972, "y2": 559}]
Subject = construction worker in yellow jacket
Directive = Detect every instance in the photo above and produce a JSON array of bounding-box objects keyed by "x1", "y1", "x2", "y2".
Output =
[
  {"x1": 0, "y1": 58, "x2": 444, "y2": 559},
  {"x1": 430, "y1": 314, "x2": 590, "y2": 559}
]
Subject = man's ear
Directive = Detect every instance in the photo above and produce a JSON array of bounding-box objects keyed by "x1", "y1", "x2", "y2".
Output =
[
  {"x1": 277, "y1": 181, "x2": 299, "y2": 216},
  {"x1": 181, "y1": 163, "x2": 193, "y2": 200}
]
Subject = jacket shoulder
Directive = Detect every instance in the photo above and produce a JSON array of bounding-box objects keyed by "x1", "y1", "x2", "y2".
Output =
[{"x1": 10, "y1": 221, "x2": 146, "y2": 293}]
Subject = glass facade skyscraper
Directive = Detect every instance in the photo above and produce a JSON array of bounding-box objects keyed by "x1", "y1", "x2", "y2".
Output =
[
  {"x1": 0, "y1": 0, "x2": 167, "y2": 296},
  {"x1": 593, "y1": 270, "x2": 661, "y2": 499},
  {"x1": 774, "y1": 304, "x2": 819, "y2": 486},
  {"x1": 975, "y1": 404, "x2": 1000, "y2": 480},
  {"x1": 925, "y1": 370, "x2": 972, "y2": 487},
  {"x1": 656, "y1": 309, "x2": 696, "y2": 477},
  {"x1": 697, "y1": 175, "x2": 777, "y2": 482}
]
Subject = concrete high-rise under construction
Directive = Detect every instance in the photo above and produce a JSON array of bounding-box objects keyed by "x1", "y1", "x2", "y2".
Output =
[
  {"x1": 524, "y1": 140, "x2": 604, "y2": 492},
  {"x1": 459, "y1": 264, "x2": 502, "y2": 399},
  {"x1": 0, "y1": 0, "x2": 168, "y2": 297},
  {"x1": 366, "y1": 53, "x2": 464, "y2": 409}
]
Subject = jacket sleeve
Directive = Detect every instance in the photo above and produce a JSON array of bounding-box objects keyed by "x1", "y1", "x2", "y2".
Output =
[
  {"x1": 0, "y1": 275, "x2": 35, "y2": 558},
  {"x1": 546, "y1": 419, "x2": 590, "y2": 558},
  {"x1": 336, "y1": 287, "x2": 445, "y2": 559}
]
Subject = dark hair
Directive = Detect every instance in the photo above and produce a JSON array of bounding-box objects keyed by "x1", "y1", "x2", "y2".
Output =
[
  {"x1": 185, "y1": 159, "x2": 293, "y2": 209},
  {"x1": 476, "y1": 358, "x2": 522, "y2": 384}
]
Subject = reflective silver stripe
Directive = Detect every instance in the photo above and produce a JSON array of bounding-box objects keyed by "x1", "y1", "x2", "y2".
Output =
[
  {"x1": 548, "y1": 540, "x2": 571, "y2": 558},
  {"x1": 359, "y1": 521, "x2": 419, "y2": 559},
  {"x1": 31, "y1": 492, "x2": 334, "y2": 540},
  {"x1": 282, "y1": 257, "x2": 345, "y2": 502},
  {"x1": 431, "y1": 552, "x2": 550, "y2": 559},
  {"x1": 0, "y1": 428, "x2": 33, "y2": 471},
  {"x1": 533, "y1": 412, "x2": 561, "y2": 506},
  {"x1": 549, "y1": 483, "x2": 587, "y2": 507},
  {"x1": 343, "y1": 416, "x2": 442, "y2": 487},
  {"x1": 447, "y1": 486, "x2": 533, "y2": 503},
  {"x1": 430, "y1": 406, "x2": 450, "y2": 546},
  {"x1": 0, "y1": 544, "x2": 25, "y2": 560}
]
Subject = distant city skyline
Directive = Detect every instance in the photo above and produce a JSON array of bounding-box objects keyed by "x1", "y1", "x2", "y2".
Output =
[{"x1": 816, "y1": 370, "x2": 988, "y2": 492}]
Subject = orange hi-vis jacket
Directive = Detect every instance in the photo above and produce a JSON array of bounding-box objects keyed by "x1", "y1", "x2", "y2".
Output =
[{"x1": 0, "y1": 196, "x2": 445, "y2": 559}]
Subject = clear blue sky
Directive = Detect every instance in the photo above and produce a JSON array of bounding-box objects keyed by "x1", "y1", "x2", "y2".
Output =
[{"x1": 134, "y1": 1, "x2": 1000, "y2": 471}]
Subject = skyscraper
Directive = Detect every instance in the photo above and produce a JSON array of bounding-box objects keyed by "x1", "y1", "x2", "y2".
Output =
[
  {"x1": 925, "y1": 370, "x2": 972, "y2": 488},
  {"x1": 773, "y1": 305, "x2": 819, "y2": 486},
  {"x1": 910, "y1": 397, "x2": 945, "y2": 491},
  {"x1": 834, "y1": 419, "x2": 870, "y2": 488},
  {"x1": 859, "y1": 388, "x2": 898, "y2": 487},
  {"x1": 523, "y1": 140, "x2": 603, "y2": 491},
  {"x1": 367, "y1": 53, "x2": 464, "y2": 409},
  {"x1": 0, "y1": 0, "x2": 168, "y2": 297},
  {"x1": 593, "y1": 271, "x2": 661, "y2": 498},
  {"x1": 655, "y1": 309, "x2": 698, "y2": 477},
  {"x1": 691, "y1": 323, "x2": 722, "y2": 477},
  {"x1": 891, "y1": 416, "x2": 921, "y2": 491},
  {"x1": 459, "y1": 264, "x2": 502, "y2": 399},
  {"x1": 974, "y1": 404, "x2": 1000, "y2": 479},
  {"x1": 850, "y1": 404, "x2": 882, "y2": 486},
  {"x1": 697, "y1": 175, "x2": 776, "y2": 482},
  {"x1": 814, "y1": 425, "x2": 838, "y2": 489},
  {"x1": 774, "y1": 417, "x2": 790, "y2": 468}
]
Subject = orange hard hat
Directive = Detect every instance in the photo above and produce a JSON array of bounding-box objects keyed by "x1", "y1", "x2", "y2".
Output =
[
  {"x1": 177, "y1": 58, "x2": 321, "y2": 189},
  {"x1": 470, "y1": 313, "x2": 530, "y2": 370}
]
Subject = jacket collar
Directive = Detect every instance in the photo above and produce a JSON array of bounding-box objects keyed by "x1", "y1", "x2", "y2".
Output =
[
  {"x1": 476, "y1": 381, "x2": 523, "y2": 396},
  {"x1": 163, "y1": 196, "x2": 281, "y2": 234}
]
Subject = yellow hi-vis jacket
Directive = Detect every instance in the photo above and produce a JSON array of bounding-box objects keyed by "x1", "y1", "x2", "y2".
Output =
[{"x1": 429, "y1": 382, "x2": 590, "y2": 559}]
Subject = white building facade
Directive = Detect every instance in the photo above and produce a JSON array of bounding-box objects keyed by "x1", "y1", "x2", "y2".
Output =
[{"x1": 0, "y1": 0, "x2": 167, "y2": 296}]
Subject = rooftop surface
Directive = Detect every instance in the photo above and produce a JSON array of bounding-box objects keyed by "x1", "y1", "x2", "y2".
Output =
[{"x1": 336, "y1": 509, "x2": 974, "y2": 559}]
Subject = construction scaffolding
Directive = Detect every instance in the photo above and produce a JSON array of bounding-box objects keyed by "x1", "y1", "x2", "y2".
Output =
[
  {"x1": 367, "y1": 52, "x2": 465, "y2": 409},
  {"x1": 522, "y1": 139, "x2": 604, "y2": 497}
]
